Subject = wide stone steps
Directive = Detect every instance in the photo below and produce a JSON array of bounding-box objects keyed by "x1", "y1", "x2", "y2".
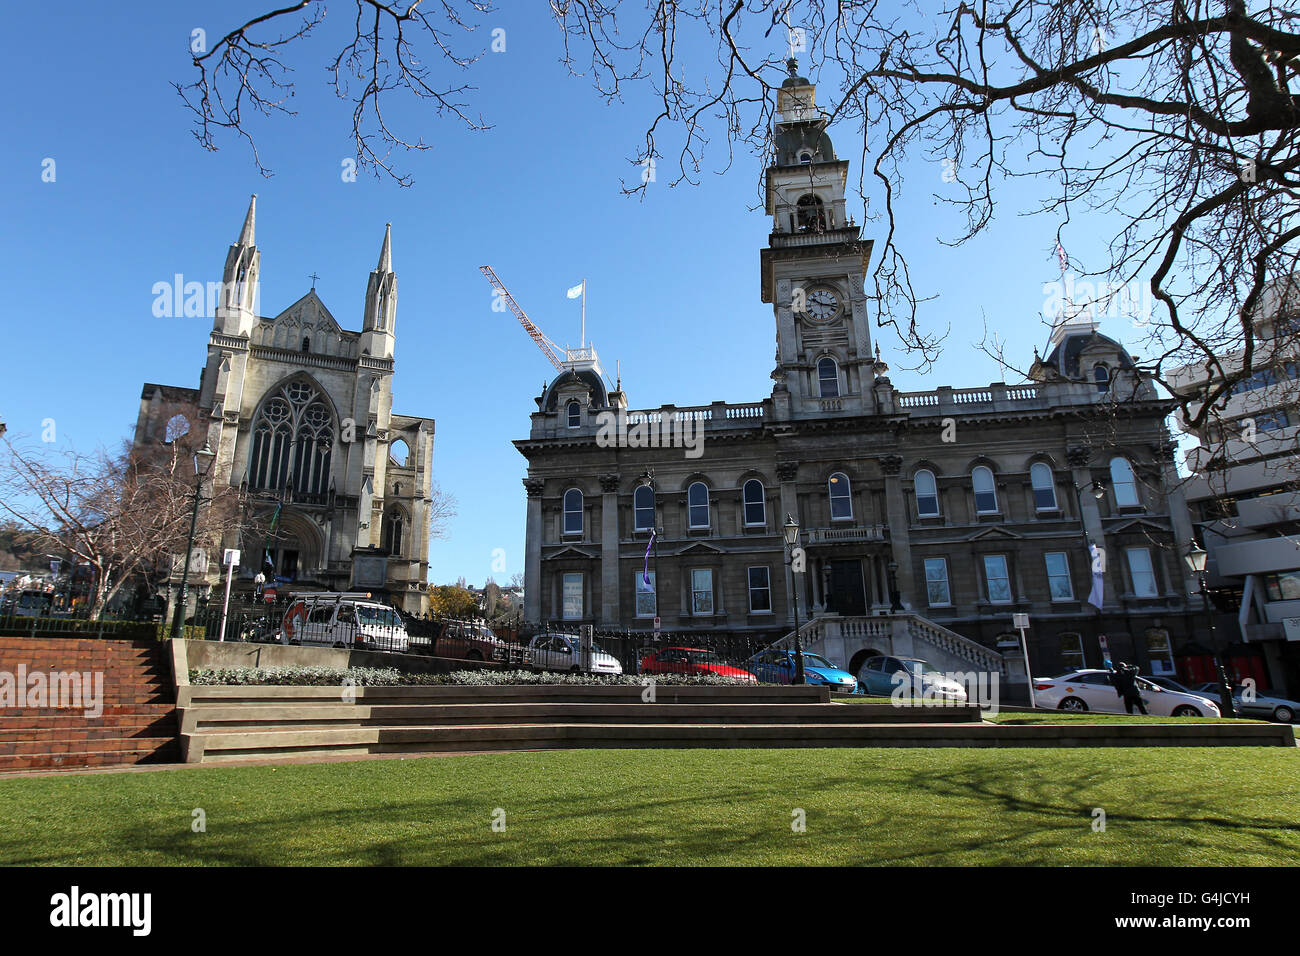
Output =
[{"x1": 176, "y1": 682, "x2": 1296, "y2": 762}]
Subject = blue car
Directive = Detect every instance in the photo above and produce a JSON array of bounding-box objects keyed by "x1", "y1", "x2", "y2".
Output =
[{"x1": 748, "y1": 648, "x2": 859, "y2": 693}]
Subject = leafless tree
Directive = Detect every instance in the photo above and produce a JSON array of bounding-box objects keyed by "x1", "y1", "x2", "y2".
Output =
[
  {"x1": 181, "y1": 1, "x2": 1298, "y2": 415},
  {"x1": 0, "y1": 433, "x2": 242, "y2": 620}
]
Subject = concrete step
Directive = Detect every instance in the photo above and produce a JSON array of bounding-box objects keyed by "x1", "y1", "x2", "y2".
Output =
[
  {"x1": 178, "y1": 684, "x2": 832, "y2": 707},
  {"x1": 185, "y1": 702, "x2": 985, "y2": 732},
  {"x1": 183, "y1": 718, "x2": 1295, "y2": 762}
]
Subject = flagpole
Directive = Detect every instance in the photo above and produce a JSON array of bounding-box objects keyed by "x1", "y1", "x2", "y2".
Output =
[{"x1": 581, "y1": 279, "x2": 586, "y2": 349}]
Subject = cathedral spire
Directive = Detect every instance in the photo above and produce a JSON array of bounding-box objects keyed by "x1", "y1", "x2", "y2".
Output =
[
  {"x1": 377, "y1": 222, "x2": 392, "y2": 273},
  {"x1": 238, "y1": 194, "x2": 257, "y2": 247}
]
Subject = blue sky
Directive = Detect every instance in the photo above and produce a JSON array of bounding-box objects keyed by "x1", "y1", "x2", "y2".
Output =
[{"x1": 0, "y1": 2, "x2": 1152, "y2": 586}]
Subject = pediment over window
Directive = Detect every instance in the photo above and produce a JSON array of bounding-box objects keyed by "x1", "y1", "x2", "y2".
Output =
[{"x1": 966, "y1": 526, "x2": 1025, "y2": 542}]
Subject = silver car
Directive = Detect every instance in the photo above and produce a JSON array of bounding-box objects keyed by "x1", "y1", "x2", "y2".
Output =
[
  {"x1": 1193, "y1": 683, "x2": 1298, "y2": 724},
  {"x1": 1034, "y1": 669, "x2": 1221, "y2": 716}
]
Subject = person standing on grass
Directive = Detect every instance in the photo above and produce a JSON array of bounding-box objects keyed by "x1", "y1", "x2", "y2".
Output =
[{"x1": 1109, "y1": 661, "x2": 1149, "y2": 715}]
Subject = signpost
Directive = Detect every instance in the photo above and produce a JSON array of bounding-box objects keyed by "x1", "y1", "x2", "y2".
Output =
[
  {"x1": 1012, "y1": 612, "x2": 1035, "y2": 709},
  {"x1": 218, "y1": 549, "x2": 240, "y2": 643}
]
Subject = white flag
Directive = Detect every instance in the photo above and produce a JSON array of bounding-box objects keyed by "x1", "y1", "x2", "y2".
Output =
[{"x1": 566, "y1": 282, "x2": 584, "y2": 299}]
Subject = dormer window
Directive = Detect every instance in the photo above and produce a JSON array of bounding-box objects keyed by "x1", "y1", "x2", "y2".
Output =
[
  {"x1": 798, "y1": 150, "x2": 813, "y2": 164},
  {"x1": 566, "y1": 401, "x2": 580, "y2": 428},
  {"x1": 1094, "y1": 364, "x2": 1111, "y2": 393}
]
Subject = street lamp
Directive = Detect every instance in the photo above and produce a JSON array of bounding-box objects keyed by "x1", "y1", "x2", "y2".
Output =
[
  {"x1": 1183, "y1": 541, "x2": 1236, "y2": 718},
  {"x1": 171, "y1": 442, "x2": 216, "y2": 640},
  {"x1": 783, "y1": 513, "x2": 806, "y2": 685},
  {"x1": 887, "y1": 559, "x2": 902, "y2": 612}
]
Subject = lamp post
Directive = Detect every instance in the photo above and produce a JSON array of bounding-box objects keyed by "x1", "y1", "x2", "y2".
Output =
[
  {"x1": 783, "y1": 514, "x2": 806, "y2": 685},
  {"x1": 887, "y1": 559, "x2": 902, "y2": 612},
  {"x1": 1071, "y1": 478, "x2": 1108, "y2": 660},
  {"x1": 636, "y1": 470, "x2": 660, "y2": 626},
  {"x1": 171, "y1": 442, "x2": 216, "y2": 640},
  {"x1": 1184, "y1": 542, "x2": 1236, "y2": 718}
]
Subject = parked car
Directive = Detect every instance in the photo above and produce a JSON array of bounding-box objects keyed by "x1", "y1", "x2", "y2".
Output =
[
  {"x1": 746, "y1": 648, "x2": 858, "y2": 692},
  {"x1": 526, "y1": 632, "x2": 623, "y2": 674},
  {"x1": 280, "y1": 592, "x2": 409, "y2": 653},
  {"x1": 639, "y1": 647, "x2": 756, "y2": 682},
  {"x1": 1146, "y1": 676, "x2": 1218, "y2": 710},
  {"x1": 858, "y1": 655, "x2": 969, "y2": 701},
  {"x1": 1034, "y1": 669, "x2": 1221, "y2": 716},
  {"x1": 13, "y1": 589, "x2": 53, "y2": 618},
  {"x1": 1192, "y1": 682, "x2": 1298, "y2": 723},
  {"x1": 410, "y1": 619, "x2": 531, "y2": 665}
]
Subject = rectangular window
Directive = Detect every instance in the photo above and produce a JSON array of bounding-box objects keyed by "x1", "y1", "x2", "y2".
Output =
[
  {"x1": 690, "y1": 569, "x2": 715, "y2": 615},
  {"x1": 634, "y1": 571, "x2": 656, "y2": 617},
  {"x1": 924, "y1": 558, "x2": 951, "y2": 606},
  {"x1": 561, "y1": 573, "x2": 583, "y2": 620},
  {"x1": 1060, "y1": 633, "x2": 1085, "y2": 671},
  {"x1": 983, "y1": 554, "x2": 1012, "y2": 604},
  {"x1": 1044, "y1": 552, "x2": 1074, "y2": 602},
  {"x1": 747, "y1": 567, "x2": 772, "y2": 613},
  {"x1": 1125, "y1": 547, "x2": 1158, "y2": 597},
  {"x1": 1146, "y1": 629, "x2": 1174, "y2": 676}
]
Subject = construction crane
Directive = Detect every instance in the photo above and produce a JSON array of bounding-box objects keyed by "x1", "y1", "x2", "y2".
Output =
[{"x1": 480, "y1": 265, "x2": 565, "y2": 373}]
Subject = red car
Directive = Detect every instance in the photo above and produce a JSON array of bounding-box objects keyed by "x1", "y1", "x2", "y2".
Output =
[{"x1": 639, "y1": 647, "x2": 757, "y2": 682}]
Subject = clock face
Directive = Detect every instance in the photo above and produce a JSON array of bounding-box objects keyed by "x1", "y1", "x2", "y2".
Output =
[{"x1": 803, "y1": 287, "x2": 840, "y2": 321}]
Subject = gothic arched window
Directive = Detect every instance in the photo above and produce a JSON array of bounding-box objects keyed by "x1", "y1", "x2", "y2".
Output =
[
  {"x1": 382, "y1": 507, "x2": 406, "y2": 556},
  {"x1": 248, "y1": 379, "x2": 334, "y2": 495}
]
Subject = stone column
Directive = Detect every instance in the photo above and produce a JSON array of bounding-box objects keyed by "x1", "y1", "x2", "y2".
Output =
[
  {"x1": 777, "y1": 461, "x2": 800, "y2": 627},
  {"x1": 523, "y1": 478, "x2": 544, "y2": 623},
  {"x1": 599, "y1": 475, "x2": 621, "y2": 626},
  {"x1": 879, "y1": 455, "x2": 916, "y2": 609}
]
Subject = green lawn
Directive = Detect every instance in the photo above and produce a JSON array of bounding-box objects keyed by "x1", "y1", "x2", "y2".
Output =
[{"x1": 2, "y1": 748, "x2": 1297, "y2": 866}]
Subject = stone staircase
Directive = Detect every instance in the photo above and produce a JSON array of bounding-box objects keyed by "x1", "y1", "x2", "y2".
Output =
[
  {"x1": 0, "y1": 637, "x2": 180, "y2": 772},
  {"x1": 773, "y1": 613, "x2": 1006, "y2": 677},
  {"x1": 178, "y1": 684, "x2": 998, "y2": 762},
  {"x1": 176, "y1": 683, "x2": 1295, "y2": 763}
]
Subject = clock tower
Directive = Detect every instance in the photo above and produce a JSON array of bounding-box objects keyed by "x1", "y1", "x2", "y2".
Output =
[{"x1": 760, "y1": 59, "x2": 879, "y2": 420}]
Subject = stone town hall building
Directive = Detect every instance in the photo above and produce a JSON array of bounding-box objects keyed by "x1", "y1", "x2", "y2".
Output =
[
  {"x1": 133, "y1": 197, "x2": 436, "y2": 615},
  {"x1": 516, "y1": 63, "x2": 1207, "y2": 685}
]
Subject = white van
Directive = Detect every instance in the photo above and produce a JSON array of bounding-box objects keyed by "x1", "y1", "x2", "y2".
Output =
[{"x1": 281, "y1": 592, "x2": 409, "y2": 653}]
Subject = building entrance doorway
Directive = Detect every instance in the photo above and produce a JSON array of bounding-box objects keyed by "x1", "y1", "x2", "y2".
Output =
[{"x1": 826, "y1": 559, "x2": 867, "y2": 616}]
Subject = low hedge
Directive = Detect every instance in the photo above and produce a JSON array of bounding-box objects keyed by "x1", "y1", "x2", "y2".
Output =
[{"x1": 189, "y1": 665, "x2": 755, "y2": 687}]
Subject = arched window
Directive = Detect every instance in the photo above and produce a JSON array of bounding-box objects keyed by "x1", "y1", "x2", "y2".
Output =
[
  {"x1": 301, "y1": 336, "x2": 311, "y2": 352},
  {"x1": 817, "y1": 358, "x2": 840, "y2": 398},
  {"x1": 829, "y1": 472, "x2": 852, "y2": 520},
  {"x1": 743, "y1": 479, "x2": 766, "y2": 527},
  {"x1": 389, "y1": 438, "x2": 410, "y2": 467},
  {"x1": 249, "y1": 379, "x2": 333, "y2": 496},
  {"x1": 566, "y1": 401, "x2": 581, "y2": 428},
  {"x1": 1094, "y1": 364, "x2": 1111, "y2": 393},
  {"x1": 796, "y1": 194, "x2": 827, "y2": 232},
  {"x1": 688, "y1": 481, "x2": 710, "y2": 529},
  {"x1": 1109, "y1": 457, "x2": 1140, "y2": 508},
  {"x1": 563, "y1": 489, "x2": 583, "y2": 534},
  {"x1": 1030, "y1": 462, "x2": 1058, "y2": 511},
  {"x1": 914, "y1": 469, "x2": 940, "y2": 518},
  {"x1": 972, "y1": 465, "x2": 998, "y2": 514},
  {"x1": 633, "y1": 485, "x2": 655, "y2": 532},
  {"x1": 382, "y1": 507, "x2": 405, "y2": 556},
  {"x1": 797, "y1": 150, "x2": 813, "y2": 165}
]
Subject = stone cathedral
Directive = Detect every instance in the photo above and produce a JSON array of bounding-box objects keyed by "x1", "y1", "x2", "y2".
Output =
[
  {"x1": 516, "y1": 61, "x2": 1210, "y2": 685},
  {"x1": 133, "y1": 197, "x2": 435, "y2": 615}
]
